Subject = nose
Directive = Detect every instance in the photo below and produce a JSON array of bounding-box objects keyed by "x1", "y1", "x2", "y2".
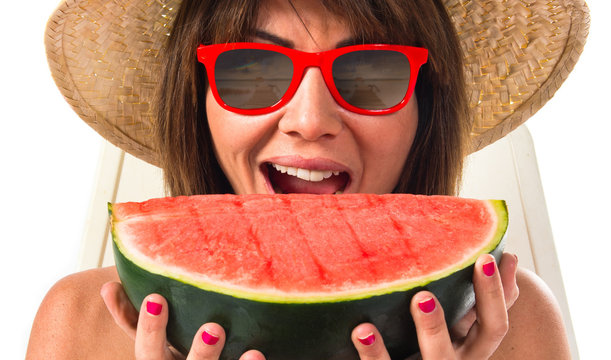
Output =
[{"x1": 277, "y1": 67, "x2": 343, "y2": 141}]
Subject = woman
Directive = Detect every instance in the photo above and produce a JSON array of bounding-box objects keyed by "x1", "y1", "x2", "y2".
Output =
[{"x1": 28, "y1": 0, "x2": 588, "y2": 359}]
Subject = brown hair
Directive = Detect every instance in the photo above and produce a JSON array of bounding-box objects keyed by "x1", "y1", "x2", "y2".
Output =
[{"x1": 156, "y1": 0, "x2": 469, "y2": 196}]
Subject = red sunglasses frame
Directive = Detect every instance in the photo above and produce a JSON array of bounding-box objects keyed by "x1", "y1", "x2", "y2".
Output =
[{"x1": 197, "y1": 42, "x2": 428, "y2": 116}]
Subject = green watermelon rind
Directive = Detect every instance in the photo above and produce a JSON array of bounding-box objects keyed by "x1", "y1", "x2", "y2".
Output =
[{"x1": 110, "y1": 199, "x2": 507, "y2": 304}]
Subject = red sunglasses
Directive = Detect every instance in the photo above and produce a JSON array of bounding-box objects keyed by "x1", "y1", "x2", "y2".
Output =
[{"x1": 197, "y1": 42, "x2": 428, "y2": 116}]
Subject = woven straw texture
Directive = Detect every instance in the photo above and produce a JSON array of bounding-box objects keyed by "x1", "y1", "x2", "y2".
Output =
[
  {"x1": 444, "y1": 0, "x2": 590, "y2": 152},
  {"x1": 45, "y1": 0, "x2": 590, "y2": 165}
]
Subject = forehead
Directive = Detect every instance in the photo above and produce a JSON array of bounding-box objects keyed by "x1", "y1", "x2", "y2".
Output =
[{"x1": 255, "y1": 0, "x2": 352, "y2": 50}]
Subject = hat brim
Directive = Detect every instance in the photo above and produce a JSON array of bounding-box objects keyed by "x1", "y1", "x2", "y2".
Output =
[{"x1": 45, "y1": 0, "x2": 590, "y2": 166}]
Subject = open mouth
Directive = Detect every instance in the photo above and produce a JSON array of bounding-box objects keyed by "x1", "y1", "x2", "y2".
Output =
[{"x1": 263, "y1": 162, "x2": 350, "y2": 194}]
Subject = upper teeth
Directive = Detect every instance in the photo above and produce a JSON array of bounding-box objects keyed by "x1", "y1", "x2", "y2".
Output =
[{"x1": 272, "y1": 163, "x2": 340, "y2": 182}]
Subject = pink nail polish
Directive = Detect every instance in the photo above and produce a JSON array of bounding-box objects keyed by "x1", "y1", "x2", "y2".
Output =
[
  {"x1": 146, "y1": 301, "x2": 162, "y2": 316},
  {"x1": 418, "y1": 297, "x2": 436, "y2": 313},
  {"x1": 202, "y1": 330, "x2": 220, "y2": 345},
  {"x1": 483, "y1": 261, "x2": 496, "y2": 277},
  {"x1": 358, "y1": 332, "x2": 375, "y2": 346}
]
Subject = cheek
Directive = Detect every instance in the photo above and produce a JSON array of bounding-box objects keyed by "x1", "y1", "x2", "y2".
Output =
[
  {"x1": 385, "y1": 124, "x2": 416, "y2": 171},
  {"x1": 362, "y1": 100, "x2": 418, "y2": 191},
  {"x1": 206, "y1": 93, "x2": 228, "y2": 172},
  {"x1": 205, "y1": 90, "x2": 249, "y2": 157},
  {"x1": 206, "y1": 95, "x2": 276, "y2": 158},
  {"x1": 205, "y1": 89, "x2": 277, "y2": 189},
  {"x1": 205, "y1": 90, "x2": 244, "y2": 172},
  {"x1": 206, "y1": 90, "x2": 256, "y2": 193},
  {"x1": 205, "y1": 89, "x2": 224, "y2": 146}
]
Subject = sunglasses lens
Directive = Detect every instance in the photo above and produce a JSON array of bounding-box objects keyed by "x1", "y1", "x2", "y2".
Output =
[
  {"x1": 333, "y1": 50, "x2": 411, "y2": 110},
  {"x1": 215, "y1": 49, "x2": 293, "y2": 109}
]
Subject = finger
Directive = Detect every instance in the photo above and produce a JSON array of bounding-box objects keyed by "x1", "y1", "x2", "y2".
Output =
[
  {"x1": 238, "y1": 349, "x2": 266, "y2": 360},
  {"x1": 459, "y1": 254, "x2": 508, "y2": 358},
  {"x1": 410, "y1": 292, "x2": 454, "y2": 359},
  {"x1": 186, "y1": 323, "x2": 226, "y2": 360},
  {"x1": 351, "y1": 323, "x2": 391, "y2": 360},
  {"x1": 498, "y1": 252, "x2": 519, "y2": 308},
  {"x1": 135, "y1": 294, "x2": 171, "y2": 360},
  {"x1": 451, "y1": 252, "x2": 518, "y2": 340},
  {"x1": 100, "y1": 281, "x2": 139, "y2": 340},
  {"x1": 449, "y1": 307, "x2": 476, "y2": 340}
]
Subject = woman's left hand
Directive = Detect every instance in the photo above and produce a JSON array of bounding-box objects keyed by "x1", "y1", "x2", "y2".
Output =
[{"x1": 350, "y1": 252, "x2": 519, "y2": 359}]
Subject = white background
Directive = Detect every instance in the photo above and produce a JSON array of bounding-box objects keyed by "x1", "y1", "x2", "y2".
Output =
[{"x1": 1, "y1": 1, "x2": 609, "y2": 358}]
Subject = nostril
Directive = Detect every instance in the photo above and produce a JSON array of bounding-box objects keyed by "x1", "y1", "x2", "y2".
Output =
[
  {"x1": 277, "y1": 112, "x2": 343, "y2": 141},
  {"x1": 278, "y1": 71, "x2": 343, "y2": 141}
]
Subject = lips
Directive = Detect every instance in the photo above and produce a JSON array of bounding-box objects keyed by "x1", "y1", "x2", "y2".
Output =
[{"x1": 263, "y1": 162, "x2": 350, "y2": 194}]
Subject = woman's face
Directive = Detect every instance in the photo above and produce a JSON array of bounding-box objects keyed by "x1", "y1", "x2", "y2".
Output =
[{"x1": 206, "y1": 0, "x2": 418, "y2": 195}]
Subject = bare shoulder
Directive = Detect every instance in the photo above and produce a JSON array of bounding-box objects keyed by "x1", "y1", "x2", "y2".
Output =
[
  {"x1": 26, "y1": 266, "x2": 133, "y2": 360},
  {"x1": 493, "y1": 267, "x2": 571, "y2": 359}
]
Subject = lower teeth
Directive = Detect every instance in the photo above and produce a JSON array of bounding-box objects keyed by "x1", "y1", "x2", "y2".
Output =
[{"x1": 272, "y1": 188, "x2": 344, "y2": 195}]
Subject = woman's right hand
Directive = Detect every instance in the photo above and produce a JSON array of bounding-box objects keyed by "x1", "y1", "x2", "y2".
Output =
[{"x1": 100, "y1": 282, "x2": 265, "y2": 360}]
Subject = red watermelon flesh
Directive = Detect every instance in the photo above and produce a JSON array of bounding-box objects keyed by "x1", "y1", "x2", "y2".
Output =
[{"x1": 112, "y1": 193, "x2": 506, "y2": 302}]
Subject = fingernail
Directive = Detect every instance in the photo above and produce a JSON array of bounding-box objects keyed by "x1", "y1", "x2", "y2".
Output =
[
  {"x1": 202, "y1": 330, "x2": 220, "y2": 345},
  {"x1": 483, "y1": 261, "x2": 496, "y2": 277},
  {"x1": 357, "y1": 332, "x2": 375, "y2": 346},
  {"x1": 146, "y1": 301, "x2": 162, "y2": 316},
  {"x1": 418, "y1": 297, "x2": 436, "y2": 313}
]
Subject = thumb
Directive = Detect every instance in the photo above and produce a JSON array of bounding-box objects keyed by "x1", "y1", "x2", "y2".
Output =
[{"x1": 100, "y1": 281, "x2": 139, "y2": 340}]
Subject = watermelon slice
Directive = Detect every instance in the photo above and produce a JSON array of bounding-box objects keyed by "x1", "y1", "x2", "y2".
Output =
[{"x1": 110, "y1": 194, "x2": 507, "y2": 359}]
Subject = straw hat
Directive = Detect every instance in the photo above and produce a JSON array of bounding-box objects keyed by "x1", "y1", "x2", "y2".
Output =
[{"x1": 45, "y1": 0, "x2": 590, "y2": 166}]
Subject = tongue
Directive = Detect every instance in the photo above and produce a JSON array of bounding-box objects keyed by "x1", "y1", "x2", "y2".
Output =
[{"x1": 269, "y1": 169, "x2": 349, "y2": 194}]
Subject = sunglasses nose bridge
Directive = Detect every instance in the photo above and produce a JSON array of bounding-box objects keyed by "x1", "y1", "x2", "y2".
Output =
[
  {"x1": 290, "y1": 51, "x2": 334, "y2": 98},
  {"x1": 294, "y1": 51, "x2": 325, "y2": 77}
]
